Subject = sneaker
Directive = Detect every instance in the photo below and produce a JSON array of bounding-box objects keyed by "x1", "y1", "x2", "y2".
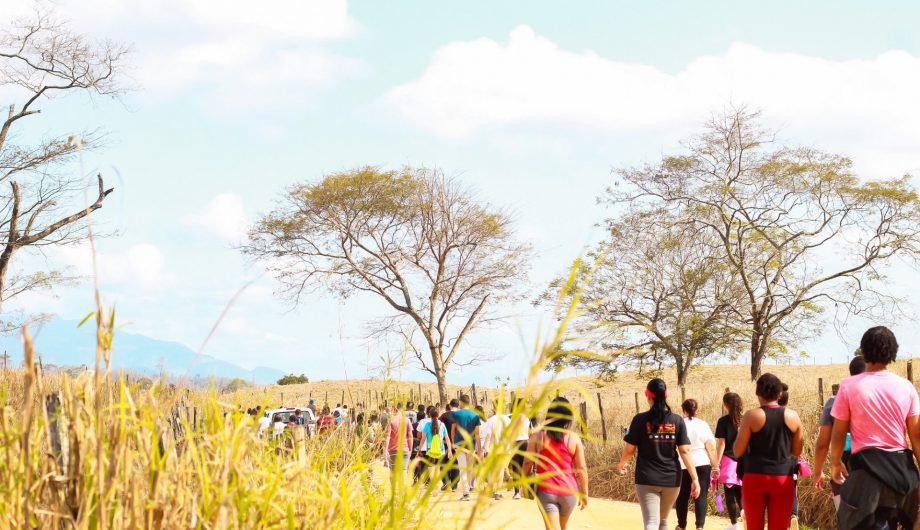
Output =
[
  {"x1": 513, "y1": 492, "x2": 521, "y2": 500},
  {"x1": 493, "y1": 493, "x2": 502, "y2": 500},
  {"x1": 460, "y1": 493, "x2": 470, "y2": 501}
]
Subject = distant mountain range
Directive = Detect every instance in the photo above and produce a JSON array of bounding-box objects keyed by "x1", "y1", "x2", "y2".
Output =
[{"x1": 0, "y1": 318, "x2": 284, "y2": 384}]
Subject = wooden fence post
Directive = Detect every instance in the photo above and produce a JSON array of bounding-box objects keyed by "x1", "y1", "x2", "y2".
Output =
[
  {"x1": 281, "y1": 392, "x2": 284, "y2": 405},
  {"x1": 634, "y1": 392, "x2": 640, "y2": 415},
  {"x1": 597, "y1": 393, "x2": 608, "y2": 443},
  {"x1": 472, "y1": 383, "x2": 478, "y2": 406},
  {"x1": 579, "y1": 401, "x2": 588, "y2": 435},
  {"x1": 45, "y1": 392, "x2": 67, "y2": 472},
  {"x1": 818, "y1": 378, "x2": 825, "y2": 406},
  {"x1": 909, "y1": 360, "x2": 914, "y2": 383},
  {"x1": 341, "y1": 390, "x2": 345, "y2": 405},
  {"x1": 418, "y1": 383, "x2": 423, "y2": 403},
  {"x1": 511, "y1": 392, "x2": 517, "y2": 413}
]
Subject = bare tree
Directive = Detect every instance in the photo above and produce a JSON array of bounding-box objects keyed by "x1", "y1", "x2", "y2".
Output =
[
  {"x1": 0, "y1": 12, "x2": 127, "y2": 316},
  {"x1": 245, "y1": 166, "x2": 531, "y2": 404},
  {"x1": 543, "y1": 212, "x2": 746, "y2": 385},
  {"x1": 609, "y1": 107, "x2": 920, "y2": 380}
]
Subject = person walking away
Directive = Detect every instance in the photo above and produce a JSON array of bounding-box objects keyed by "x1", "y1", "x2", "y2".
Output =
[
  {"x1": 733, "y1": 373, "x2": 803, "y2": 530},
  {"x1": 508, "y1": 401, "x2": 530, "y2": 500},
  {"x1": 618, "y1": 378, "x2": 700, "y2": 530},
  {"x1": 830, "y1": 326, "x2": 920, "y2": 529},
  {"x1": 414, "y1": 409, "x2": 432, "y2": 483},
  {"x1": 441, "y1": 400, "x2": 460, "y2": 491},
  {"x1": 257, "y1": 408, "x2": 272, "y2": 438},
  {"x1": 385, "y1": 402, "x2": 414, "y2": 483},
  {"x1": 676, "y1": 399, "x2": 719, "y2": 530},
  {"x1": 522, "y1": 397, "x2": 588, "y2": 530},
  {"x1": 715, "y1": 392, "x2": 744, "y2": 530},
  {"x1": 812, "y1": 356, "x2": 867, "y2": 510},
  {"x1": 483, "y1": 405, "x2": 512, "y2": 499},
  {"x1": 422, "y1": 406, "x2": 453, "y2": 491},
  {"x1": 271, "y1": 413, "x2": 286, "y2": 440},
  {"x1": 451, "y1": 394, "x2": 483, "y2": 501},
  {"x1": 776, "y1": 389, "x2": 800, "y2": 530}
]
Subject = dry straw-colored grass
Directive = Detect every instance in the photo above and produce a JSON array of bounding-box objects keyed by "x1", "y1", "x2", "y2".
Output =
[{"x1": 0, "y1": 262, "x2": 601, "y2": 529}]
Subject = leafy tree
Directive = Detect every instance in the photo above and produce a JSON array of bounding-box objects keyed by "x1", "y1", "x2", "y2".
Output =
[
  {"x1": 276, "y1": 374, "x2": 309, "y2": 386},
  {"x1": 608, "y1": 108, "x2": 920, "y2": 380},
  {"x1": 224, "y1": 378, "x2": 249, "y2": 392},
  {"x1": 551, "y1": 211, "x2": 746, "y2": 386},
  {"x1": 0, "y1": 12, "x2": 128, "y2": 318},
  {"x1": 246, "y1": 167, "x2": 531, "y2": 404}
]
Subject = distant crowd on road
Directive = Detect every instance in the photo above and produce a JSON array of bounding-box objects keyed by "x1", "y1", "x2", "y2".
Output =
[{"x1": 244, "y1": 325, "x2": 920, "y2": 530}]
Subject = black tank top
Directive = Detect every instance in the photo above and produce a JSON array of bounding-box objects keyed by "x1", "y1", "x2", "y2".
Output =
[{"x1": 743, "y1": 406, "x2": 795, "y2": 476}]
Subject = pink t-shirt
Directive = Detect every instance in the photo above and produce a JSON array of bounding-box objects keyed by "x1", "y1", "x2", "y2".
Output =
[
  {"x1": 386, "y1": 414, "x2": 413, "y2": 453},
  {"x1": 831, "y1": 370, "x2": 920, "y2": 454}
]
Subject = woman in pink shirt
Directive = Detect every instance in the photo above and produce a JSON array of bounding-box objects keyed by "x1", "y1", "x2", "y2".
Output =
[
  {"x1": 830, "y1": 326, "x2": 920, "y2": 529},
  {"x1": 523, "y1": 397, "x2": 588, "y2": 530}
]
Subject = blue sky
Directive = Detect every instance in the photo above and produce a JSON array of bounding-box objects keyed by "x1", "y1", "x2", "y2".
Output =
[{"x1": 3, "y1": 1, "x2": 920, "y2": 385}]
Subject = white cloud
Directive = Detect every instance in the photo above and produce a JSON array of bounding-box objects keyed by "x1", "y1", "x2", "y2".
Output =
[
  {"x1": 184, "y1": 193, "x2": 249, "y2": 242},
  {"x1": 382, "y1": 26, "x2": 920, "y2": 175},
  {"x1": 3, "y1": 0, "x2": 362, "y2": 111},
  {"x1": 23, "y1": 242, "x2": 170, "y2": 290}
]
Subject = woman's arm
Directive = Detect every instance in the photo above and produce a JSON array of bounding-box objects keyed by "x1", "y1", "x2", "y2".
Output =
[
  {"x1": 812, "y1": 424, "x2": 833, "y2": 490},
  {"x1": 572, "y1": 435, "x2": 589, "y2": 509},
  {"x1": 788, "y1": 410, "x2": 804, "y2": 457},
  {"x1": 522, "y1": 433, "x2": 539, "y2": 476},
  {"x1": 715, "y1": 437, "x2": 726, "y2": 462},
  {"x1": 677, "y1": 445, "x2": 701, "y2": 498},
  {"x1": 733, "y1": 412, "x2": 753, "y2": 458},
  {"x1": 617, "y1": 443, "x2": 637, "y2": 475},
  {"x1": 705, "y1": 439, "x2": 720, "y2": 479}
]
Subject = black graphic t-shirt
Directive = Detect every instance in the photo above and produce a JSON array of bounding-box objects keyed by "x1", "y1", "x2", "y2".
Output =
[{"x1": 624, "y1": 411, "x2": 690, "y2": 487}]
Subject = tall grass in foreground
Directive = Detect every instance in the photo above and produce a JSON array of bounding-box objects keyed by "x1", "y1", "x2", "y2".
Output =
[{"x1": 0, "y1": 263, "x2": 593, "y2": 529}]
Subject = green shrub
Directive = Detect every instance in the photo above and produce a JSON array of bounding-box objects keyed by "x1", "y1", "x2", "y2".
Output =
[{"x1": 277, "y1": 373, "x2": 309, "y2": 385}]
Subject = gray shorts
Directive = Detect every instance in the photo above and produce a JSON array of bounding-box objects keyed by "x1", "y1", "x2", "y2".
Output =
[
  {"x1": 387, "y1": 450, "x2": 410, "y2": 472},
  {"x1": 536, "y1": 490, "x2": 578, "y2": 518}
]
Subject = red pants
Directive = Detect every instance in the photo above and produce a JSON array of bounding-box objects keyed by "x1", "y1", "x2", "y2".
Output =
[{"x1": 741, "y1": 473, "x2": 795, "y2": 530}]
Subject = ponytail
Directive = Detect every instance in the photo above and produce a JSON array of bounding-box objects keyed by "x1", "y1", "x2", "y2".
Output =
[
  {"x1": 646, "y1": 378, "x2": 671, "y2": 433},
  {"x1": 428, "y1": 406, "x2": 440, "y2": 434}
]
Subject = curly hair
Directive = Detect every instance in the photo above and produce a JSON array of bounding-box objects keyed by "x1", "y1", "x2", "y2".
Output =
[
  {"x1": 860, "y1": 326, "x2": 899, "y2": 365},
  {"x1": 756, "y1": 373, "x2": 786, "y2": 402}
]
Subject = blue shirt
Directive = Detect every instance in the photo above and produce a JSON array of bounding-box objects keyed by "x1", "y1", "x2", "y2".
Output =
[
  {"x1": 452, "y1": 408, "x2": 482, "y2": 445},
  {"x1": 422, "y1": 421, "x2": 449, "y2": 454}
]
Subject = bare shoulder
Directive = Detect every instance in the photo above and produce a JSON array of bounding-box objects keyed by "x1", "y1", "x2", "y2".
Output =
[{"x1": 785, "y1": 407, "x2": 802, "y2": 428}]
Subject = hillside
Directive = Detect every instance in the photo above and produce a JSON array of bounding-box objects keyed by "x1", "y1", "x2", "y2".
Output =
[{"x1": 0, "y1": 318, "x2": 285, "y2": 384}]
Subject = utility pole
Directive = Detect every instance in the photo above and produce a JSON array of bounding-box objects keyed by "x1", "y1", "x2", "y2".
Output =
[{"x1": 1, "y1": 351, "x2": 8, "y2": 371}]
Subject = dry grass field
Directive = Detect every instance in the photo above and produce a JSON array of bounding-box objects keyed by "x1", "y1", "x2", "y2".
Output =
[{"x1": 4, "y1": 330, "x2": 914, "y2": 530}]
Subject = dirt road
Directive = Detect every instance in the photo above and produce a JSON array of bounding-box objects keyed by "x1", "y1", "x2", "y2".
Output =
[{"x1": 436, "y1": 491, "x2": 733, "y2": 529}]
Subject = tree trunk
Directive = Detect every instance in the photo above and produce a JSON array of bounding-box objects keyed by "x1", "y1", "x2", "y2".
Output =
[
  {"x1": 675, "y1": 361, "x2": 689, "y2": 387},
  {"x1": 435, "y1": 366, "x2": 448, "y2": 407},
  {"x1": 0, "y1": 243, "x2": 16, "y2": 314},
  {"x1": 750, "y1": 328, "x2": 768, "y2": 381}
]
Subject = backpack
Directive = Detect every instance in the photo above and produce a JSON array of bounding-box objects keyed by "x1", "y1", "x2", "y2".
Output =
[{"x1": 427, "y1": 423, "x2": 445, "y2": 459}]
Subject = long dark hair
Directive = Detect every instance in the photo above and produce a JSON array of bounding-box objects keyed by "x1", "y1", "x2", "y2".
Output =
[
  {"x1": 647, "y1": 378, "x2": 671, "y2": 433},
  {"x1": 428, "y1": 406, "x2": 440, "y2": 434},
  {"x1": 722, "y1": 392, "x2": 743, "y2": 428},
  {"x1": 546, "y1": 396, "x2": 574, "y2": 443}
]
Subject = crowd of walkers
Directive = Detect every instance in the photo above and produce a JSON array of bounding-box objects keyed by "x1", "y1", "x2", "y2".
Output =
[
  {"x1": 617, "y1": 325, "x2": 920, "y2": 530},
  {"x1": 247, "y1": 325, "x2": 920, "y2": 530}
]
